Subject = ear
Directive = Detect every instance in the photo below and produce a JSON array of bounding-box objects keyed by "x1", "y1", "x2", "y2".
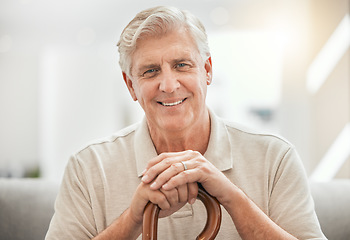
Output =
[
  {"x1": 122, "y1": 72, "x2": 138, "y2": 101},
  {"x1": 204, "y1": 57, "x2": 213, "y2": 85}
]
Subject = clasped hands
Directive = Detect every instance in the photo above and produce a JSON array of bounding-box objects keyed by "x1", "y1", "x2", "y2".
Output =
[{"x1": 129, "y1": 150, "x2": 232, "y2": 224}]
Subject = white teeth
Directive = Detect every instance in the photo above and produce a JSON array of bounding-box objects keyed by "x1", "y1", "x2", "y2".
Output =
[{"x1": 160, "y1": 99, "x2": 185, "y2": 106}]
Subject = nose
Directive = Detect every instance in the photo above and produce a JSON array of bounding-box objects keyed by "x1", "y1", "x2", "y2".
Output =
[{"x1": 159, "y1": 68, "x2": 180, "y2": 93}]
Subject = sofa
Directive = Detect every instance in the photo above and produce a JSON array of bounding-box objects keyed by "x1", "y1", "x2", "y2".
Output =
[{"x1": 0, "y1": 178, "x2": 349, "y2": 240}]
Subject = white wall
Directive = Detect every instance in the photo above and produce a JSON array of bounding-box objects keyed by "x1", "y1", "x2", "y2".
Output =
[
  {"x1": 38, "y1": 44, "x2": 128, "y2": 180},
  {"x1": 1, "y1": 0, "x2": 349, "y2": 181},
  {"x1": 0, "y1": 50, "x2": 39, "y2": 177}
]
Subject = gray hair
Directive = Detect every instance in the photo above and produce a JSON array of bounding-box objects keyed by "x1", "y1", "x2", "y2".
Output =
[{"x1": 117, "y1": 6, "x2": 210, "y2": 77}]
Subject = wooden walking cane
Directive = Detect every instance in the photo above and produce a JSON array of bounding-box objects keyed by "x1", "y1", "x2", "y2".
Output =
[{"x1": 142, "y1": 184, "x2": 222, "y2": 240}]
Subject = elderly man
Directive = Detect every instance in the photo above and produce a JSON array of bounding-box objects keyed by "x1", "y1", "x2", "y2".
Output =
[{"x1": 46, "y1": 6, "x2": 326, "y2": 240}]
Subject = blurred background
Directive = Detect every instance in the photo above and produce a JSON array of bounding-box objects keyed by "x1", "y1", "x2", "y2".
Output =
[{"x1": 0, "y1": 0, "x2": 349, "y2": 182}]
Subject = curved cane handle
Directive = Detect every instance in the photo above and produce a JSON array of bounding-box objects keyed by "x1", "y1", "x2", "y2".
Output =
[{"x1": 142, "y1": 186, "x2": 222, "y2": 240}]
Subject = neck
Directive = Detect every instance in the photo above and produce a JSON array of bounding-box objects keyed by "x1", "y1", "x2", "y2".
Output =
[{"x1": 149, "y1": 109, "x2": 211, "y2": 155}]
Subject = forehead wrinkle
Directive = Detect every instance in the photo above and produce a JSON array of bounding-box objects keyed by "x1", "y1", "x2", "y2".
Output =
[{"x1": 144, "y1": 49, "x2": 196, "y2": 66}]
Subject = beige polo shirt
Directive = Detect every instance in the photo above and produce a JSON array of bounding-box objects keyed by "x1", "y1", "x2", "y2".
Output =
[{"x1": 46, "y1": 110, "x2": 326, "y2": 239}]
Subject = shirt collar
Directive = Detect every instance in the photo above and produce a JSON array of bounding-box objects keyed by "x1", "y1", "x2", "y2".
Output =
[
  {"x1": 134, "y1": 109, "x2": 233, "y2": 177},
  {"x1": 204, "y1": 109, "x2": 233, "y2": 172},
  {"x1": 135, "y1": 118, "x2": 158, "y2": 177}
]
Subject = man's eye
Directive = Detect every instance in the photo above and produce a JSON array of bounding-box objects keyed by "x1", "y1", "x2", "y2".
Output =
[
  {"x1": 176, "y1": 63, "x2": 191, "y2": 71},
  {"x1": 145, "y1": 69, "x2": 156, "y2": 74},
  {"x1": 177, "y1": 63, "x2": 187, "y2": 68},
  {"x1": 142, "y1": 69, "x2": 158, "y2": 78},
  {"x1": 175, "y1": 63, "x2": 191, "y2": 72}
]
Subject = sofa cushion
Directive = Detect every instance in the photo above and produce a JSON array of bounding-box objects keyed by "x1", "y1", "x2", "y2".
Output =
[
  {"x1": 1, "y1": 178, "x2": 349, "y2": 240},
  {"x1": 0, "y1": 178, "x2": 59, "y2": 240},
  {"x1": 310, "y1": 180, "x2": 350, "y2": 240}
]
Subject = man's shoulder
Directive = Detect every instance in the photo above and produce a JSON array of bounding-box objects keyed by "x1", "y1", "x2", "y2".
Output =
[
  {"x1": 75, "y1": 121, "x2": 141, "y2": 156},
  {"x1": 220, "y1": 118, "x2": 293, "y2": 147}
]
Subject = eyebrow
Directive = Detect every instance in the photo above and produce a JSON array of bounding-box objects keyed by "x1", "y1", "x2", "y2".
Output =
[{"x1": 173, "y1": 57, "x2": 196, "y2": 64}]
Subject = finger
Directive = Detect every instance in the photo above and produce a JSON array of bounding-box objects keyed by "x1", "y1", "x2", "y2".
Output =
[
  {"x1": 149, "y1": 161, "x2": 185, "y2": 189},
  {"x1": 129, "y1": 182, "x2": 150, "y2": 224},
  {"x1": 141, "y1": 153, "x2": 170, "y2": 182},
  {"x1": 142, "y1": 151, "x2": 194, "y2": 184},
  {"x1": 162, "y1": 168, "x2": 200, "y2": 191},
  {"x1": 160, "y1": 187, "x2": 179, "y2": 207},
  {"x1": 148, "y1": 190, "x2": 171, "y2": 210},
  {"x1": 129, "y1": 182, "x2": 169, "y2": 223},
  {"x1": 176, "y1": 184, "x2": 189, "y2": 203},
  {"x1": 144, "y1": 152, "x2": 185, "y2": 171},
  {"x1": 187, "y1": 182, "x2": 198, "y2": 204}
]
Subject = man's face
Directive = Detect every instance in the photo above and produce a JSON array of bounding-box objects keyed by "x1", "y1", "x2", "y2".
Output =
[{"x1": 123, "y1": 29, "x2": 212, "y2": 133}]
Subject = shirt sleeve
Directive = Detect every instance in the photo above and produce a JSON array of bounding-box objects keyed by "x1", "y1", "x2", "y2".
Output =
[
  {"x1": 45, "y1": 155, "x2": 97, "y2": 240},
  {"x1": 268, "y1": 146, "x2": 327, "y2": 240}
]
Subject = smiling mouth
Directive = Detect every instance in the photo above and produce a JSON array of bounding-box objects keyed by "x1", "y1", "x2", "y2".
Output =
[{"x1": 158, "y1": 98, "x2": 187, "y2": 107}]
